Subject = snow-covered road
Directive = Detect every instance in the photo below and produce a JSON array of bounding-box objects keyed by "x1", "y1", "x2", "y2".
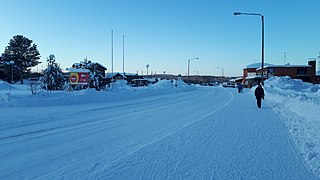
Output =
[{"x1": 0, "y1": 86, "x2": 318, "y2": 179}]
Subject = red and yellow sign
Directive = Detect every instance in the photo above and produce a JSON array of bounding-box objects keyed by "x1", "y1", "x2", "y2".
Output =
[{"x1": 69, "y1": 72, "x2": 89, "y2": 85}]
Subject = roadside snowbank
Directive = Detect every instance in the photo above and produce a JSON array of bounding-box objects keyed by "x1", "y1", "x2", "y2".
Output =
[
  {"x1": 263, "y1": 76, "x2": 320, "y2": 175},
  {"x1": 0, "y1": 80, "x2": 195, "y2": 107}
]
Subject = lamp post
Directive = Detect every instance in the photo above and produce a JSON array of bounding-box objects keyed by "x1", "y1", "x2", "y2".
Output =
[
  {"x1": 234, "y1": 12, "x2": 264, "y2": 84},
  {"x1": 217, "y1": 67, "x2": 224, "y2": 77},
  {"x1": 146, "y1": 64, "x2": 150, "y2": 77},
  {"x1": 10, "y1": 61, "x2": 14, "y2": 84},
  {"x1": 187, "y1": 57, "x2": 199, "y2": 76}
]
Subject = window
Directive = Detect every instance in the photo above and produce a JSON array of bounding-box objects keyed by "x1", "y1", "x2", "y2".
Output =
[{"x1": 297, "y1": 67, "x2": 308, "y2": 75}]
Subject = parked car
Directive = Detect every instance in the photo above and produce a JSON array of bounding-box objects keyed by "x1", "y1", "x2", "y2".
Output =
[{"x1": 222, "y1": 82, "x2": 236, "y2": 88}]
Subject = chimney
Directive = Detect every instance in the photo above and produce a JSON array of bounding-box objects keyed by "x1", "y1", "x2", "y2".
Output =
[{"x1": 308, "y1": 60, "x2": 316, "y2": 83}]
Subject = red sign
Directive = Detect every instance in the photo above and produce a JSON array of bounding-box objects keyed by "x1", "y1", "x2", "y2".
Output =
[{"x1": 69, "y1": 72, "x2": 89, "y2": 85}]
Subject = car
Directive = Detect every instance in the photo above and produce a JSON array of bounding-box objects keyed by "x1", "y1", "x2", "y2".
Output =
[{"x1": 222, "y1": 82, "x2": 236, "y2": 88}]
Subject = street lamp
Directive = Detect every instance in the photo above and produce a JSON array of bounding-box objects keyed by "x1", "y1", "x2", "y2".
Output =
[
  {"x1": 146, "y1": 64, "x2": 150, "y2": 77},
  {"x1": 234, "y1": 12, "x2": 264, "y2": 84},
  {"x1": 9, "y1": 61, "x2": 14, "y2": 84},
  {"x1": 187, "y1": 57, "x2": 199, "y2": 76},
  {"x1": 217, "y1": 67, "x2": 224, "y2": 77}
]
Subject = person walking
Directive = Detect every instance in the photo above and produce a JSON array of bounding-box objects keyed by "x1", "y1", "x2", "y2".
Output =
[
  {"x1": 237, "y1": 83, "x2": 243, "y2": 93},
  {"x1": 254, "y1": 83, "x2": 265, "y2": 108}
]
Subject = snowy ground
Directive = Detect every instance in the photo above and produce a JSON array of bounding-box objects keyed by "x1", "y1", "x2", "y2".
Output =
[{"x1": 0, "y1": 78, "x2": 319, "y2": 179}]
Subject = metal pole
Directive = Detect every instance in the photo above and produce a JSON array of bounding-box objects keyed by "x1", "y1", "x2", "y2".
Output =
[
  {"x1": 111, "y1": 30, "x2": 114, "y2": 75},
  {"x1": 217, "y1": 67, "x2": 224, "y2": 77},
  {"x1": 11, "y1": 63, "x2": 14, "y2": 83},
  {"x1": 111, "y1": 30, "x2": 114, "y2": 86},
  {"x1": 234, "y1": 12, "x2": 264, "y2": 84},
  {"x1": 261, "y1": 15, "x2": 264, "y2": 85},
  {"x1": 146, "y1": 64, "x2": 149, "y2": 77},
  {"x1": 187, "y1": 59, "x2": 190, "y2": 77},
  {"x1": 123, "y1": 35, "x2": 125, "y2": 81},
  {"x1": 187, "y1": 58, "x2": 199, "y2": 77}
]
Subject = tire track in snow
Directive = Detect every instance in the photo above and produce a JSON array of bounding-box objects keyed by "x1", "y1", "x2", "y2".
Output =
[
  {"x1": 0, "y1": 91, "x2": 199, "y2": 145},
  {"x1": 32, "y1": 88, "x2": 234, "y2": 180},
  {"x1": 94, "y1": 88, "x2": 318, "y2": 180},
  {"x1": 80, "y1": 88, "x2": 234, "y2": 179}
]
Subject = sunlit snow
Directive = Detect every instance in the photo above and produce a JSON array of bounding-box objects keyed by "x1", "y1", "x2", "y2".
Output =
[{"x1": 0, "y1": 77, "x2": 319, "y2": 179}]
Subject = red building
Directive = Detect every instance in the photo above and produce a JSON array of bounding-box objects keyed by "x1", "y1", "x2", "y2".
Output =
[
  {"x1": 240, "y1": 63, "x2": 273, "y2": 88},
  {"x1": 238, "y1": 60, "x2": 320, "y2": 88},
  {"x1": 256, "y1": 60, "x2": 320, "y2": 84}
]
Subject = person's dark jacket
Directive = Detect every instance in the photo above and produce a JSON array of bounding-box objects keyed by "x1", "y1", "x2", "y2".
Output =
[{"x1": 254, "y1": 85, "x2": 265, "y2": 99}]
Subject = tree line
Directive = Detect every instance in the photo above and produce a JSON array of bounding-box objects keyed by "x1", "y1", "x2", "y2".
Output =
[{"x1": 0, "y1": 35, "x2": 105, "y2": 92}]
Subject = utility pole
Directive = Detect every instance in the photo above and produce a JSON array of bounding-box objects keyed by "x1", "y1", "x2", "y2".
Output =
[
  {"x1": 123, "y1": 35, "x2": 125, "y2": 81},
  {"x1": 111, "y1": 30, "x2": 114, "y2": 87}
]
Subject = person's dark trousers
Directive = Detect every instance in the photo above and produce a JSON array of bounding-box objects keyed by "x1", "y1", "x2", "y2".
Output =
[{"x1": 257, "y1": 98, "x2": 262, "y2": 108}]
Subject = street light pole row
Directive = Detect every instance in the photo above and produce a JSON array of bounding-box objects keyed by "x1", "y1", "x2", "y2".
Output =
[
  {"x1": 234, "y1": 12, "x2": 264, "y2": 84},
  {"x1": 187, "y1": 57, "x2": 199, "y2": 77},
  {"x1": 217, "y1": 66, "x2": 224, "y2": 77}
]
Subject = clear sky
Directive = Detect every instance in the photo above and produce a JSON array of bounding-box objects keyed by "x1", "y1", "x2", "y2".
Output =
[{"x1": 1, "y1": 0, "x2": 319, "y2": 76}]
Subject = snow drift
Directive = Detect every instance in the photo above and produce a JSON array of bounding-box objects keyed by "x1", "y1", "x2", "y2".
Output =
[
  {"x1": 262, "y1": 76, "x2": 320, "y2": 175},
  {"x1": 0, "y1": 79, "x2": 195, "y2": 107}
]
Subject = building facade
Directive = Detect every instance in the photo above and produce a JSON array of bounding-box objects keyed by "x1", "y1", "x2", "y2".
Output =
[
  {"x1": 239, "y1": 60, "x2": 320, "y2": 88},
  {"x1": 256, "y1": 60, "x2": 320, "y2": 84}
]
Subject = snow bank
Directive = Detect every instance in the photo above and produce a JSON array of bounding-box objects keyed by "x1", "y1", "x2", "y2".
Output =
[
  {"x1": 0, "y1": 81, "x2": 18, "y2": 106},
  {"x1": 0, "y1": 80, "x2": 195, "y2": 107},
  {"x1": 262, "y1": 76, "x2": 320, "y2": 175}
]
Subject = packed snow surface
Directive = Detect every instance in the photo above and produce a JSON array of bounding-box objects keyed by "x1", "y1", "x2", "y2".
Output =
[{"x1": 0, "y1": 78, "x2": 319, "y2": 179}]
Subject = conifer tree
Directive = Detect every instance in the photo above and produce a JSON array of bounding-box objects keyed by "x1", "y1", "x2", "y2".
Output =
[
  {"x1": 42, "y1": 54, "x2": 65, "y2": 91},
  {"x1": 2, "y1": 35, "x2": 41, "y2": 84}
]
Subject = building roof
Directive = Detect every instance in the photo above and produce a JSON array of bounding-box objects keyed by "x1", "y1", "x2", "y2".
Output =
[
  {"x1": 234, "y1": 77, "x2": 243, "y2": 81},
  {"x1": 68, "y1": 68, "x2": 90, "y2": 73},
  {"x1": 245, "y1": 75, "x2": 265, "y2": 80},
  {"x1": 257, "y1": 64, "x2": 311, "y2": 70},
  {"x1": 106, "y1": 72, "x2": 139, "y2": 78},
  {"x1": 246, "y1": 62, "x2": 274, "y2": 69},
  {"x1": 73, "y1": 62, "x2": 107, "y2": 70},
  {"x1": 95, "y1": 62, "x2": 107, "y2": 70}
]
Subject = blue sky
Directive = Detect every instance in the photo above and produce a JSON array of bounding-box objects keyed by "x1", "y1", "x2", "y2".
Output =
[{"x1": 1, "y1": 0, "x2": 319, "y2": 76}]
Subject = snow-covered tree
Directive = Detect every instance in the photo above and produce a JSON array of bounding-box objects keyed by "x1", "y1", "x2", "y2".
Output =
[
  {"x1": 1, "y1": 35, "x2": 41, "y2": 84},
  {"x1": 42, "y1": 54, "x2": 65, "y2": 91},
  {"x1": 86, "y1": 62, "x2": 105, "y2": 91}
]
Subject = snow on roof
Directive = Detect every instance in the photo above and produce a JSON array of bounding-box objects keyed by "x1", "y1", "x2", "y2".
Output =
[
  {"x1": 246, "y1": 62, "x2": 274, "y2": 69},
  {"x1": 72, "y1": 62, "x2": 107, "y2": 70},
  {"x1": 106, "y1": 72, "x2": 139, "y2": 78},
  {"x1": 95, "y1": 62, "x2": 107, "y2": 70},
  {"x1": 256, "y1": 64, "x2": 311, "y2": 70},
  {"x1": 267, "y1": 65, "x2": 310, "y2": 68},
  {"x1": 106, "y1": 72, "x2": 124, "y2": 78},
  {"x1": 234, "y1": 77, "x2": 243, "y2": 81},
  {"x1": 68, "y1": 68, "x2": 90, "y2": 73},
  {"x1": 246, "y1": 76, "x2": 262, "y2": 80}
]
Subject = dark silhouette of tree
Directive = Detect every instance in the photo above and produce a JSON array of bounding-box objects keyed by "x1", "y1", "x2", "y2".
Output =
[{"x1": 2, "y1": 35, "x2": 41, "y2": 84}]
